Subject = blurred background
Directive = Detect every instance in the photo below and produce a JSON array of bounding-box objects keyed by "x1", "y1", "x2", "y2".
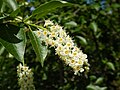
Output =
[{"x1": 0, "y1": 0, "x2": 120, "y2": 90}]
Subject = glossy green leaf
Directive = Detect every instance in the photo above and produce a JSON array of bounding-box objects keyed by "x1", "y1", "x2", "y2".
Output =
[
  {"x1": 0, "y1": 23, "x2": 22, "y2": 43},
  {"x1": 4, "y1": 0, "x2": 18, "y2": 11},
  {"x1": 28, "y1": 29, "x2": 48, "y2": 67},
  {"x1": 0, "y1": 28, "x2": 27, "y2": 62},
  {"x1": 32, "y1": 1, "x2": 72, "y2": 19}
]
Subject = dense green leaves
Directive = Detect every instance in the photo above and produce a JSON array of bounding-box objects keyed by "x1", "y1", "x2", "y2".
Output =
[
  {"x1": 0, "y1": 28, "x2": 26, "y2": 62},
  {"x1": 31, "y1": 1, "x2": 72, "y2": 19},
  {"x1": 28, "y1": 28, "x2": 48, "y2": 67},
  {"x1": 0, "y1": 23, "x2": 22, "y2": 43}
]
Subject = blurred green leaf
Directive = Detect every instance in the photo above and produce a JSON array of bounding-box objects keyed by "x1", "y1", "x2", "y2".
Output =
[
  {"x1": 91, "y1": 4, "x2": 100, "y2": 11},
  {"x1": 90, "y1": 75, "x2": 97, "y2": 81},
  {"x1": 32, "y1": 0, "x2": 72, "y2": 19},
  {"x1": 87, "y1": 84, "x2": 107, "y2": 90},
  {"x1": 80, "y1": 16, "x2": 86, "y2": 24},
  {"x1": 0, "y1": 0, "x2": 3, "y2": 12},
  {"x1": 90, "y1": 21, "x2": 97, "y2": 33},
  {"x1": 4, "y1": 0, "x2": 18, "y2": 11},
  {"x1": 0, "y1": 23, "x2": 22, "y2": 43},
  {"x1": 65, "y1": 21, "x2": 77, "y2": 27},
  {"x1": 95, "y1": 77, "x2": 104, "y2": 85},
  {"x1": 0, "y1": 44, "x2": 5, "y2": 55},
  {"x1": 76, "y1": 36, "x2": 87, "y2": 45},
  {"x1": 111, "y1": 4, "x2": 120, "y2": 8},
  {"x1": 106, "y1": 62, "x2": 115, "y2": 71},
  {"x1": 10, "y1": 6, "x2": 20, "y2": 17},
  {"x1": 28, "y1": 29, "x2": 48, "y2": 67},
  {"x1": 0, "y1": 27, "x2": 26, "y2": 62},
  {"x1": 0, "y1": 1, "x2": 5, "y2": 13}
]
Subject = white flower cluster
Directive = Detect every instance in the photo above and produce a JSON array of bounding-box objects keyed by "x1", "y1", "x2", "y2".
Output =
[
  {"x1": 37, "y1": 20, "x2": 90, "y2": 75},
  {"x1": 17, "y1": 63, "x2": 35, "y2": 90}
]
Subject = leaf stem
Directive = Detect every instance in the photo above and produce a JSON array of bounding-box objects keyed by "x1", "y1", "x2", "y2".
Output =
[{"x1": 25, "y1": 23, "x2": 47, "y2": 31}]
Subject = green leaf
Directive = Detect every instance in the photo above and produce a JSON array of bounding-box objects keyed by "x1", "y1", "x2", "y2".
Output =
[
  {"x1": 10, "y1": 6, "x2": 21, "y2": 17},
  {"x1": 76, "y1": 36, "x2": 87, "y2": 45},
  {"x1": 0, "y1": 23, "x2": 22, "y2": 43},
  {"x1": 90, "y1": 22, "x2": 97, "y2": 33},
  {"x1": 0, "y1": 44, "x2": 5, "y2": 55},
  {"x1": 0, "y1": 1, "x2": 5, "y2": 13},
  {"x1": 86, "y1": 84, "x2": 107, "y2": 90},
  {"x1": 111, "y1": 3, "x2": 120, "y2": 8},
  {"x1": 10, "y1": 3, "x2": 25, "y2": 17},
  {"x1": 65, "y1": 21, "x2": 77, "y2": 27},
  {"x1": 91, "y1": 4, "x2": 100, "y2": 11},
  {"x1": 0, "y1": 0, "x2": 3, "y2": 12},
  {"x1": 95, "y1": 77, "x2": 104, "y2": 85},
  {"x1": 106, "y1": 62, "x2": 115, "y2": 71},
  {"x1": 32, "y1": 1, "x2": 72, "y2": 19},
  {"x1": 28, "y1": 29, "x2": 48, "y2": 67},
  {"x1": 4, "y1": 0, "x2": 18, "y2": 11},
  {"x1": 0, "y1": 28, "x2": 27, "y2": 62}
]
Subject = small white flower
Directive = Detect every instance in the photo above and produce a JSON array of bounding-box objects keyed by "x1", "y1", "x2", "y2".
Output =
[
  {"x1": 39, "y1": 20, "x2": 90, "y2": 75},
  {"x1": 17, "y1": 63, "x2": 35, "y2": 90},
  {"x1": 44, "y1": 20, "x2": 53, "y2": 26}
]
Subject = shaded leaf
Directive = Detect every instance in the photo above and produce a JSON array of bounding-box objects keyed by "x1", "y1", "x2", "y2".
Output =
[
  {"x1": 0, "y1": 23, "x2": 22, "y2": 43},
  {"x1": 28, "y1": 29, "x2": 48, "y2": 67},
  {"x1": 0, "y1": 28, "x2": 27, "y2": 62}
]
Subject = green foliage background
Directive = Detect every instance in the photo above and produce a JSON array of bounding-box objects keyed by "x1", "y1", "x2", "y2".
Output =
[{"x1": 0, "y1": 0, "x2": 120, "y2": 90}]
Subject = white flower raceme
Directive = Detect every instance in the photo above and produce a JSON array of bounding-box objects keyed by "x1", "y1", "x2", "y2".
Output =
[
  {"x1": 17, "y1": 63, "x2": 35, "y2": 90},
  {"x1": 37, "y1": 20, "x2": 90, "y2": 75}
]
